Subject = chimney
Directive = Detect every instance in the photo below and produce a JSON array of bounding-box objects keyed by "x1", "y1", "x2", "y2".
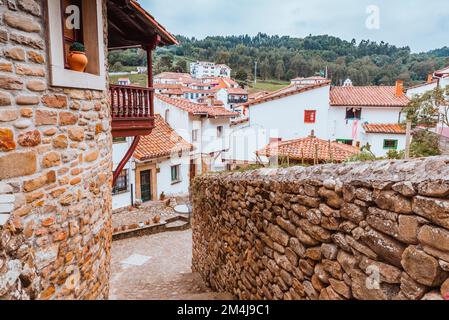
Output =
[
  {"x1": 269, "y1": 137, "x2": 282, "y2": 143},
  {"x1": 309, "y1": 130, "x2": 315, "y2": 138},
  {"x1": 207, "y1": 94, "x2": 215, "y2": 106},
  {"x1": 395, "y1": 80, "x2": 404, "y2": 97},
  {"x1": 427, "y1": 74, "x2": 434, "y2": 84}
]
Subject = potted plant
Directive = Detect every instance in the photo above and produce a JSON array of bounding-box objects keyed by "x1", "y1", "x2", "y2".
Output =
[{"x1": 67, "y1": 42, "x2": 88, "y2": 72}]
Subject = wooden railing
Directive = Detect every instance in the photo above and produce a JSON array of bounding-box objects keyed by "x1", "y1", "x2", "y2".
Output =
[{"x1": 110, "y1": 84, "x2": 154, "y2": 119}]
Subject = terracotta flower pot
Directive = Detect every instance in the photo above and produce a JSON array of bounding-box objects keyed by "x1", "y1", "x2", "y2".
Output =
[{"x1": 68, "y1": 51, "x2": 88, "y2": 72}]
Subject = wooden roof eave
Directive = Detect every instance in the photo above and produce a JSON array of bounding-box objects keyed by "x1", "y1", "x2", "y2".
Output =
[{"x1": 107, "y1": 0, "x2": 178, "y2": 50}]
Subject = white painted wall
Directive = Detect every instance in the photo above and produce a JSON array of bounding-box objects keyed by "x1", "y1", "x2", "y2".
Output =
[
  {"x1": 328, "y1": 106, "x2": 403, "y2": 142},
  {"x1": 156, "y1": 154, "x2": 190, "y2": 197},
  {"x1": 112, "y1": 139, "x2": 135, "y2": 210},
  {"x1": 249, "y1": 85, "x2": 331, "y2": 141},
  {"x1": 362, "y1": 132, "x2": 407, "y2": 157}
]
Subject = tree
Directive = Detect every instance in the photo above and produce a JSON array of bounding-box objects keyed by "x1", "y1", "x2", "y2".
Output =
[
  {"x1": 173, "y1": 59, "x2": 188, "y2": 73},
  {"x1": 404, "y1": 86, "x2": 448, "y2": 129},
  {"x1": 275, "y1": 60, "x2": 285, "y2": 80},
  {"x1": 110, "y1": 61, "x2": 124, "y2": 72},
  {"x1": 409, "y1": 130, "x2": 441, "y2": 157},
  {"x1": 235, "y1": 69, "x2": 248, "y2": 87}
]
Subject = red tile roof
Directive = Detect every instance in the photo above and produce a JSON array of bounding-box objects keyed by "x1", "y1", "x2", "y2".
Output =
[
  {"x1": 226, "y1": 87, "x2": 248, "y2": 95},
  {"x1": 362, "y1": 123, "x2": 406, "y2": 134},
  {"x1": 134, "y1": 114, "x2": 192, "y2": 161},
  {"x1": 156, "y1": 95, "x2": 239, "y2": 118},
  {"x1": 257, "y1": 136, "x2": 359, "y2": 163},
  {"x1": 330, "y1": 86, "x2": 409, "y2": 107},
  {"x1": 243, "y1": 81, "x2": 331, "y2": 108},
  {"x1": 154, "y1": 72, "x2": 192, "y2": 80}
]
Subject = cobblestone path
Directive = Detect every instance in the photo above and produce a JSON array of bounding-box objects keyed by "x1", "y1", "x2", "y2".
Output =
[{"x1": 110, "y1": 229, "x2": 233, "y2": 300}]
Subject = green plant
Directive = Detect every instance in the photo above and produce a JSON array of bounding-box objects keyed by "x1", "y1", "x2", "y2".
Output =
[
  {"x1": 386, "y1": 149, "x2": 405, "y2": 160},
  {"x1": 345, "y1": 151, "x2": 377, "y2": 162},
  {"x1": 410, "y1": 130, "x2": 441, "y2": 157},
  {"x1": 70, "y1": 42, "x2": 85, "y2": 52}
]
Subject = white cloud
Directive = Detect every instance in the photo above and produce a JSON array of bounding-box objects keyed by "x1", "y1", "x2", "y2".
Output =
[{"x1": 140, "y1": 0, "x2": 449, "y2": 52}]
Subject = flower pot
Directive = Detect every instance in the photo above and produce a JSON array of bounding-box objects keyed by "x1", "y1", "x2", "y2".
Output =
[{"x1": 68, "y1": 51, "x2": 88, "y2": 72}]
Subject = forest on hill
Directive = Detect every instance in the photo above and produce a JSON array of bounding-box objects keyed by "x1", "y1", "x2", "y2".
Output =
[{"x1": 108, "y1": 33, "x2": 449, "y2": 87}]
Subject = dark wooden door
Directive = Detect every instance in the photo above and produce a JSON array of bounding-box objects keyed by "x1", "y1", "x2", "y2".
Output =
[
  {"x1": 190, "y1": 160, "x2": 196, "y2": 181},
  {"x1": 140, "y1": 170, "x2": 152, "y2": 202}
]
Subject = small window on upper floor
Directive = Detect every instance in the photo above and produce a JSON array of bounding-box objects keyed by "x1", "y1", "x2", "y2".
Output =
[
  {"x1": 217, "y1": 126, "x2": 223, "y2": 138},
  {"x1": 46, "y1": 0, "x2": 106, "y2": 90},
  {"x1": 304, "y1": 110, "x2": 316, "y2": 123},
  {"x1": 192, "y1": 129, "x2": 199, "y2": 142},
  {"x1": 165, "y1": 109, "x2": 170, "y2": 122},
  {"x1": 346, "y1": 108, "x2": 362, "y2": 120}
]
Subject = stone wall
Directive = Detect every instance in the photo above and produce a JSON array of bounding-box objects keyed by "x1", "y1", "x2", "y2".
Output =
[
  {"x1": 0, "y1": 1, "x2": 112, "y2": 299},
  {"x1": 192, "y1": 157, "x2": 449, "y2": 300}
]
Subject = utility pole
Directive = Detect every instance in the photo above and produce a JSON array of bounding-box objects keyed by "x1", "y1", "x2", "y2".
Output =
[
  {"x1": 254, "y1": 61, "x2": 258, "y2": 86},
  {"x1": 405, "y1": 120, "x2": 412, "y2": 159}
]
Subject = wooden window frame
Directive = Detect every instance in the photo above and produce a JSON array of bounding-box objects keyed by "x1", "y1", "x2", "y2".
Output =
[
  {"x1": 217, "y1": 126, "x2": 223, "y2": 138},
  {"x1": 304, "y1": 110, "x2": 317, "y2": 124},
  {"x1": 192, "y1": 129, "x2": 199, "y2": 142},
  {"x1": 113, "y1": 169, "x2": 129, "y2": 194},
  {"x1": 383, "y1": 139, "x2": 398, "y2": 150},
  {"x1": 346, "y1": 108, "x2": 362, "y2": 120},
  {"x1": 336, "y1": 139, "x2": 353, "y2": 146},
  {"x1": 46, "y1": 0, "x2": 106, "y2": 90},
  {"x1": 171, "y1": 165, "x2": 181, "y2": 184}
]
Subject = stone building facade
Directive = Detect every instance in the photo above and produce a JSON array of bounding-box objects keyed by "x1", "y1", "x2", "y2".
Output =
[
  {"x1": 192, "y1": 157, "x2": 449, "y2": 300},
  {"x1": 0, "y1": 1, "x2": 112, "y2": 299}
]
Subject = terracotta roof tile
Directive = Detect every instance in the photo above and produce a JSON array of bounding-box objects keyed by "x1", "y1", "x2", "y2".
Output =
[
  {"x1": 362, "y1": 123, "x2": 406, "y2": 134},
  {"x1": 134, "y1": 114, "x2": 192, "y2": 161},
  {"x1": 243, "y1": 81, "x2": 331, "y2": 108},
  {"x1": 156, "y1": 95, "x2": 239, "y2": 118},
  {"x1": 257, "y1": 136, "x2": 359, "y2": 163},
  {"x1": 330, "y1": 86, "x2": 409, "y2": 107}
]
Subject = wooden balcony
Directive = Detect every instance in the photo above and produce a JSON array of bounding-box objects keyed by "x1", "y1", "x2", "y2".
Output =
[{"x1": 110, "y1": 84, "x2": 155, "y2": 138}]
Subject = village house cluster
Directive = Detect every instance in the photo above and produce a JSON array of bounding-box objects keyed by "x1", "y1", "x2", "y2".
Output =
[{"x1": 112, "y1": 63, "x2": 449, "y2": 210}]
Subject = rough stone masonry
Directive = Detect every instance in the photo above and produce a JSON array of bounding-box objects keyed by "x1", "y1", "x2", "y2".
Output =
[
  {"x1": 0, "y1": 1, "x2": 112, "y2": 299},
  {"x1": 192, "y1": 157, "x2": 449, "y2": 300}
]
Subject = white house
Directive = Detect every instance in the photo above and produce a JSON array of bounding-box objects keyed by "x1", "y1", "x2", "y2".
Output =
[
  {"x1": 190, "y1": 61, "x2": 232, "y2": 78},
  {"x1": 225, "y1": 82, "x2": 332, "y2": 164},
  {"x1": 111, "y1": 115, "x2": 192, "y2": 210},
  {"x1": 328, "y1": 82, "x2": 409, "y2": 156},
  {"x1": 154, "y1": 72, "x2": 194, "y2": 85},
  {"x1": 112, "y1": 137, "x2": 136, "y2": 210},
  {"x1": 216, "y1": 87, "x2": 249, "y2": 111},
  {"x1": 291, "y1": 76, "x2": 328, "y2": 86},
  {"x1": 154, "y1": 95, "x2": 239, "y2": 175},
  {"x1": 225, "y1": 80, "x2": 411, "y2": 163},
  {"x1": 133, "y1": 115, "x2": 192, "y2": 202}
]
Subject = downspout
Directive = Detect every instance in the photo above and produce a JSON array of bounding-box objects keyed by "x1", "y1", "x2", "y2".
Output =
[{"x1": 113, "y1": 136, "x2": 141, "y2": 186}]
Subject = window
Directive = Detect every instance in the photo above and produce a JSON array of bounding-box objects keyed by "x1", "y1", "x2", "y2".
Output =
[
  {"x1": 171, "y1": 165, "x2": 181, "y2": 183},
  {"x1": 336, "y1": 139, "x2": 353, "y2": 146},
  {"x1": 113, "y1": 137, "x2": 126, "y2": 144},
  {"x1": 383, "y1": 139, "x2": 398, "y2": 150},
  {"x1": 304, "y1": 110, "x2": 316, "y2": 123},
  {"x1": 192, "y1": 129, "x2": 199, "y2": 142},
  {"x1": 346, "y1": 108, "x2": 362, "y2": 120},
  {"x1": 113, "y1": 169, "x2": 128, "y2": 194},
  {"x1": 61, "y1": 0, "x2": 83, "y2": 68},
  {"x1": 164, "y1": 109, "x2": 170, "y2": 122},
  {"x1": 46, "y1": 0, "x2": 105, "y2": 90},
  {"x1": 217, "y1": 126, "x2": 223, "y2": 138}
]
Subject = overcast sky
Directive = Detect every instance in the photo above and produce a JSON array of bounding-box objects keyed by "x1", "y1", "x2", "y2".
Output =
[{"x1": 140, "y1": 0, "x2": 449, "y2": 53}]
